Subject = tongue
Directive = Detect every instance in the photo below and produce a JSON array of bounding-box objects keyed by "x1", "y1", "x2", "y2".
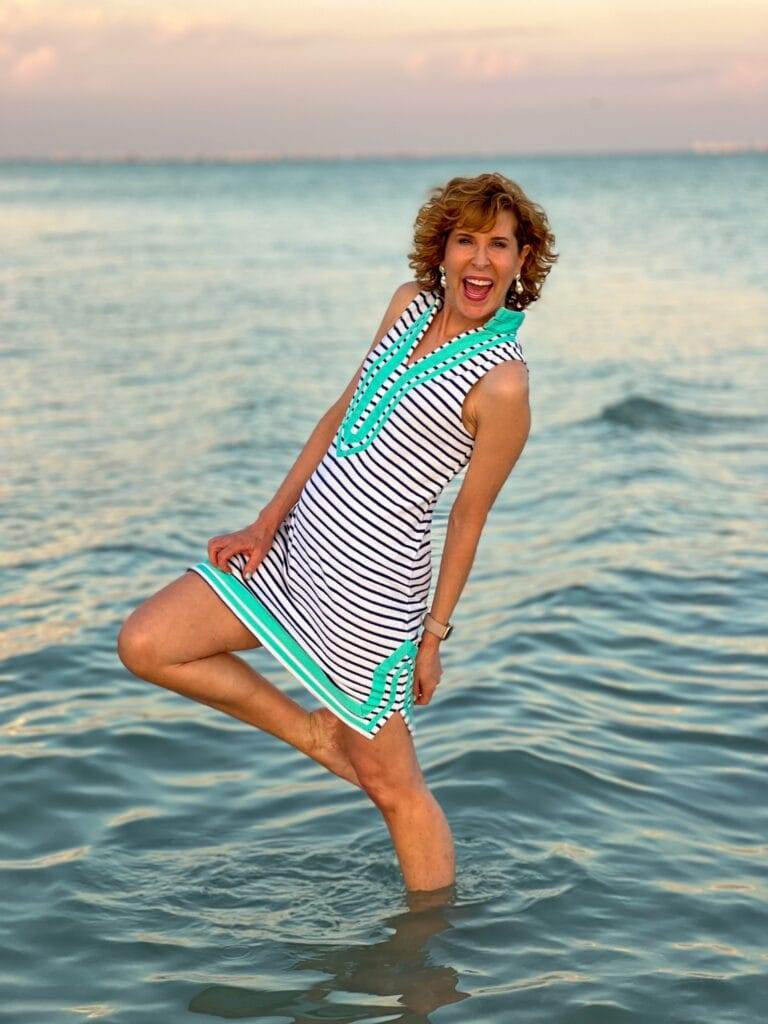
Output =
[{"x1": 464, "y1": 279, "x2": 492, "y2": 300}]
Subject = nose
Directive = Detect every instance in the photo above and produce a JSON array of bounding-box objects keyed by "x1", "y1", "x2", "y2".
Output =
[
  {"x1": 472, "y1": 253, "x2": 491, "y2": 270},
  {"x1": 471, "y1": 244, "x2": 492, "y2": 268}
]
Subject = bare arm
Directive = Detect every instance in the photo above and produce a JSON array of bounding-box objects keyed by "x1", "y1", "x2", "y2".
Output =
[
  {"x1": 258, "y1": 281, "x2": 422, "y2": 530},
  {"x1": 414, "y1": 362, "x2": 531, "y2": 705}
]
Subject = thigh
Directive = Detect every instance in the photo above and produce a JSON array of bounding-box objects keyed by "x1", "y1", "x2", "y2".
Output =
[
  {"x1": 122, "y1": 569, "x2": 262, "y2": 664},
  {"x1": 341, "y1": 710, "x2": 424, "y2": 791}
]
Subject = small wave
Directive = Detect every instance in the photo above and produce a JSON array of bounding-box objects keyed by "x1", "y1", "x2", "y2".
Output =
[{"x1": 598, "y1": 395, "x2": 762, "y2": 433}]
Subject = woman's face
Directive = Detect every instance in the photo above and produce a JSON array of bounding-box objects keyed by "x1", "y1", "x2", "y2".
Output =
[{"x1": 442, "y1": 209, "x2": 531, "y2": 320}]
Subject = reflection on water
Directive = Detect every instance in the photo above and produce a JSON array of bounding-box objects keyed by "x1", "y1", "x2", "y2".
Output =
[{"x1": 189, "y1": 887, "x2": 468, "y2": 1021}]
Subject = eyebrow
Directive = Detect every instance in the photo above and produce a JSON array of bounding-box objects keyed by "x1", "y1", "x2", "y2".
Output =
[{"x1": 457, "y1": 231, "x2": 512, "y2": 240}]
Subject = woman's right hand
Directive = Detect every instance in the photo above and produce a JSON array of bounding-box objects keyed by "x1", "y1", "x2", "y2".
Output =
[{"x1": 207, "y1": 513, "x2": 278, "y2": 579}]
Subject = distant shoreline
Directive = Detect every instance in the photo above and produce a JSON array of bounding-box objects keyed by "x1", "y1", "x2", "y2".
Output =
[{"x1": 0, "y1": 143, "x2": 766, "y2": 165}]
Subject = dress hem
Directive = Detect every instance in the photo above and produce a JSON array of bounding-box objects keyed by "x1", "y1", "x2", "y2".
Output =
[{"x1": 185, "y1": 561, "x2": 416, "y2": 741}]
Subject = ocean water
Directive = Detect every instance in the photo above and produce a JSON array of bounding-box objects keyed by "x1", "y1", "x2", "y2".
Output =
[{"x1": 1, "y1": 153, "x2": 766, "y2": 1023}]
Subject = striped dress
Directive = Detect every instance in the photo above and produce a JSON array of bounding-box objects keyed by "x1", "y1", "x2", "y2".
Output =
[{"x1": 187, "y1": 288, "x2": 527, "y2": 739}]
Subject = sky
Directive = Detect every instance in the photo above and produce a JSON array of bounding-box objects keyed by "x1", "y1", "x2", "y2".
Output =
[{"x1": 1, "y1": 0, "x2": 766, "y2": 159}]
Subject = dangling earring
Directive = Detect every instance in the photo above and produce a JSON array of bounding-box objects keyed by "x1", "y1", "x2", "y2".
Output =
[
  {"x1": 505, "y1": 274, "x2": 523, "y2": 307},
  {"x1": 439, "y1": 264, "x2": 447, "y2": 289}
]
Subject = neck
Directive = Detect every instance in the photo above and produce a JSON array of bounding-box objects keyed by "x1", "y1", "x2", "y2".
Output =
[{"x1": 439, "y1": 293, "x2": 494, "y2": 338}]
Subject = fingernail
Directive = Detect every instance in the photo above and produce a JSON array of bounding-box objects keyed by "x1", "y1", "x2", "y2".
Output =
[{"x1": 244, "y1": 571, "x2": 251, "y2": 579}]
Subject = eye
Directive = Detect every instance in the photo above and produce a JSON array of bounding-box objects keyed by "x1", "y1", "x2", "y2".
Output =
[
  {"x1": 457, "y1": 235, "x2": 473, "y2": 244},
  {"x1": 493, "y1": 240, "x2": 509, "y2": 248}
]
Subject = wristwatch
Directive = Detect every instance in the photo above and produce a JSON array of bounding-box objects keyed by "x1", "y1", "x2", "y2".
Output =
[{"x1": 422, "y1": 611, "x2": 454, "y2": 641}]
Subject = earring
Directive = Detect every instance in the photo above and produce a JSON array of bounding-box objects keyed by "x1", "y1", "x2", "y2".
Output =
[
  {"x1": 505, "y1": 275, "x2": 523, "y2": 308},
  {"x1": 439, "y1": 264, "x2": 447, "y2": 288}
]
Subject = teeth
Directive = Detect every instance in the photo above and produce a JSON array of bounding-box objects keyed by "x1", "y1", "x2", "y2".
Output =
[{"x1": 465, "y1": 278, "x2": 493, "y2": 286}]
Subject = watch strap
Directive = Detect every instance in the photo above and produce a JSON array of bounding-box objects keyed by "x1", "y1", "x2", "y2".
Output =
[{"x1": 422, "y1": 612, "x2": 453, "y2": 640}]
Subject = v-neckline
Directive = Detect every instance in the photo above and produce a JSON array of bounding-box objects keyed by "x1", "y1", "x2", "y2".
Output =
[
  {"x1": 336, "y1": 292, "x2": 525, "y2": 457},
  {"x1": 401, "y1": 291, "x2": 521, "y2": 371}
]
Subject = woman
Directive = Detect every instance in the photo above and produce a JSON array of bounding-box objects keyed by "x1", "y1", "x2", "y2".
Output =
[{"x1": 118, "y1": 171, "x2": 558, "y2": 894}]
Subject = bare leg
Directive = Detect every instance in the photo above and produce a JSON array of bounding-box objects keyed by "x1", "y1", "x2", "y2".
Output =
[
  {"x1": 380, "y1": 786, "x2": 456, "y2": 893},
  {"x1": 341, "y1": 712, "x2": 456, "y2": 892},
  {"x1": 117, "y1": 571, "x2": 361, "y2": 788}
]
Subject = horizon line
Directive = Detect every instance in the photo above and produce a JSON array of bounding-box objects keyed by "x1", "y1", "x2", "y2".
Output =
[{"x1": 1, "y1": 141, "x2": 767, "y2": 164}]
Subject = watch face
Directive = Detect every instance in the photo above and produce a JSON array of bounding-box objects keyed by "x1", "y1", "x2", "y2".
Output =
[{"x1": 443, "y1": 623, "x2": 453, "y2": 639}]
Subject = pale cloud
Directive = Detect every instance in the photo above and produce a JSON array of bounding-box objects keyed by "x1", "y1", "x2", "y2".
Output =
[
  {"x1": 392, "y1": 24, "x2": 555, "y2": 42},
  {"x1": 455, "y1": 46, "x2": 526, "y2": 81},
  {"x1": 0, "y1": 4, "x2": 344, "y2": 56},
  {"x1": 402, "y1": 44, "x2": 527, "y2": 82},
  {"x1": 9, "y1": 44, "x2": 57, "y2": 84},
  {"x1": 0, "y1": 2, "x2": 105, "y2": 32},
  {"x1": 151, "y1": 11, "x2": 226, "y2": 39},
  {"x1": 147, "y1": 12, "x2": 327, "y2": 47},
  {"x1": 716, "y1": 58, "x2": 768, "y2": 98},
  {"x1": 404, "y1": 50, "x2": 429, "y2": 77},
  {"x1": 0, "y1": 0, "x2": 764, "y2": 156}
]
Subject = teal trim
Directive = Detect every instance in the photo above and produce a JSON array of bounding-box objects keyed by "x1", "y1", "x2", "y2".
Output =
[
  {"x1": 371, "y1": 636, "x2": 418, "y2": 727},
  {"x1": 188, "y1": 561, "x2": 417, "y2": 737},
  {"x1": 349, "y1": 303, "x2": 433, "y2": 421},
  {"x1": 338, "y1": 332, "x2": 522, "y2": 457},
  {"x1": 336, "y1": 296, "x2": 524, "y2": 458}
]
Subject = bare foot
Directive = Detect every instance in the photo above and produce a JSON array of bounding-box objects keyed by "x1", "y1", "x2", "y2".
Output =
[{"x1": 307, "y1": 708, "x2": 362, "y2": 788}]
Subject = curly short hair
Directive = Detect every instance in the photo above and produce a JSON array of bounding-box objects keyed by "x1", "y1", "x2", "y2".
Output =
[{"x1": 407, "y1": 172, "x2": 559, "y2": 311}]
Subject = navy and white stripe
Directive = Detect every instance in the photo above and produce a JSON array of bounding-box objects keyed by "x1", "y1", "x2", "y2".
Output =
[{"x1": 188, "y1": 288, "x2": 527, "y2": 738}]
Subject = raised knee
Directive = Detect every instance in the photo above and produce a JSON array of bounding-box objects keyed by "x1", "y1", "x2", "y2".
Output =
[{"x1": 116, "y1": 616, "x2": 160, "y2": 677}]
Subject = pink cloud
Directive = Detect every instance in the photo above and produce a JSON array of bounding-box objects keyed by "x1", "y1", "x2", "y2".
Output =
[
  {"x1": 10, "y1": 45, "x2": 57, "y2": 83},
  {"x1": 455, "y1": 46, "x2": 527, "y2": 81},
  {"x1": 403, "y1": 44, "x2": 527, "y2": 82},
  {"x1": 716, "y1": 58, "x2": 768, "y2": 98},
  {"x1": 404, "y1": 50, "x2": 429, "y2": 76}
]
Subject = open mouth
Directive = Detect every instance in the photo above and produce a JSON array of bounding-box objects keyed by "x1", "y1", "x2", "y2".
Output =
[{"x1": 462, "y1": 276, "x2": 494, "y2": 302}]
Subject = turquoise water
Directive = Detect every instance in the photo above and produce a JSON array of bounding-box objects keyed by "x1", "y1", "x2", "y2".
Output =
[{"x1": 1, "y1": 154, "x2": 766, "y2": 1022}]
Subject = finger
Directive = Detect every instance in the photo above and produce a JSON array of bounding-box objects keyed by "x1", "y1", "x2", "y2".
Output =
[
  {"x1": 214, "y1": 544, "x2": 241, "y2": 571},
  {"x1": 223, "y1": 541, "x2": 259, "y2": 573},
  {"x1": 416, "y1": 680, "x2": 437, "y2": 705},
  {"x1": 208, "y1": 536, "x2": 229, "y2": 558},
  {"x1": 241, "y1": 553, "x2": 265, "y2": 580}
]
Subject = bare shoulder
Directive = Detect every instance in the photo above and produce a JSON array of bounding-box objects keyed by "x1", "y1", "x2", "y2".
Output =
[
  {"x1": 465, "y1": 359, "x2": 529, "y2": 431},
  {"x1": 478, "y1": 359, "x2": 529, "y2": 399},
  {"x1": 451, "y1": 358, "x2": 531, "y2": 521},
  {"x1": 383, "y1": 279, "x2": 424, "y2": 322},
  {"x1": 368, "y1": 280, "x2": 424, "y2": 349},
  {"x1": 393, "y1": 279, "x2": 424, "y2": 303}
]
